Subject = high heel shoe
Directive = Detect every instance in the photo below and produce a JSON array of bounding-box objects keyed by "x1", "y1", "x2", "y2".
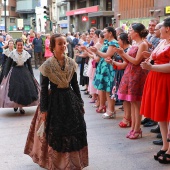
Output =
[
  {"x1": 20, "y1": 109, "x2": 25, "y2": 114},
  {"x1": 102, "y1": 110, "x2": 116, "y2": 119},
  {"x1": 129, "y1": 129, "x2": 142, "y2": 139},
  {"x1": 126, "y1": 129, "x2": 134, "y2": 138},
  {"x1": 96, "y1": 106, "x2": 106, "y2": 113},
  {"x1": 14, "y1": 108, "x2": 18, "y2": 112},
  {"x1": 119, "y1": 117, "x2": 131, "y2": 128},
  {"x1": 154, "y1": 150, "x2": 167, "y2": 161}
]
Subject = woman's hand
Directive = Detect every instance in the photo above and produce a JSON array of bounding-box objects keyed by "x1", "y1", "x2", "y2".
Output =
[
  {"x1": 105, "y1": 57, "x2": 112, "y2": 64},
  {"x1": 89, "y1": 46, "x2": 97, "y2": 53},
  {"x1": 41, "y1": 112, "x2": 47, "y2": 121},
  {"x1": 142, "y1": 51, "x2": 151, "y2": 59},
  {"x1": 80, "y1": 45, "x2": 86, "y2": 50},
  {"x1": 140, "y1": 61, "x2": 152, "y2": 70},
  {"x1": 115, "y1": 47, "x2": 124, "y2": 56}
]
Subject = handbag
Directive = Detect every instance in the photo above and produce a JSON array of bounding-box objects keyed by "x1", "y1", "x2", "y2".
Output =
[
  {"x1": 92, "y1": 59, "x2": 98, "y2": 68},
  {"x1": 83, "y1": 63, "x2": 88, "y2": 77},
  {"x1": 75, "y1": 55, "x2": 82, "y2": 64}
]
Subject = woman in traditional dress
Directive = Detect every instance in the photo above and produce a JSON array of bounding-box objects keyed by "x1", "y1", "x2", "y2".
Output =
[
  {"x1": 24, "y1": 34, "x2": 88, "y2": 170},
  {"x1": 0, "y1": 39, "x2": 15, "y2": 84},
  {"x1": 140, "y1": 17, "x2": 170, "y2": 164},
  {"x1": 0, "y1": 38, "x2": 39, "y2": 114}
]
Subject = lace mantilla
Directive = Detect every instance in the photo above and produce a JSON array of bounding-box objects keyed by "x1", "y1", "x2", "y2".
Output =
[
  {"x1": 3, "y1": 48, "x2": 14, "y2": 57},
  {"x1": 39, "y1": 56, "x2": 77, "y2": 88},
  {"x1": 9, "y1": 49, "x2": 31, "y2": 66}
]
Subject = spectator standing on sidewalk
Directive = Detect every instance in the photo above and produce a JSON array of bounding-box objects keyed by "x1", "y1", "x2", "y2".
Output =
[
  {"x1": 116, "y1": 23, "x2": 149, "y2": 139},
  {"x1": 24, "y1": 33, "x2": 88, "y2": 169},
  {"x1": 44, "y1": 34, "x2": 53, "y2": 59},
  {"x1": 140, "y1": 17, "x2": 170, "y2": 164},
  {"x1": 32, "y1": 32, "x2": 43, "y2": 69},
  {"x1": 141, "y1": 19, "x2": 160, "y2": 127},
  {"x1": 0, "y1": 36, "x2": 4, "y2": 66},
  {"x1": 0, "y1": 39, "x2": 15, "y2": 84},
  {"x1": 66, "y1": 32, "x2": 74, "y2": 58},
  {"x1": 24, "y1": 38, "x2": 33, "y2": 58}
]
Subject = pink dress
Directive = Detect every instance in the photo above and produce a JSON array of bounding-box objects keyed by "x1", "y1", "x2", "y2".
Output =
[
  {"x1": 87, "y1": 58, "x2": 97, "y2": 95},
  {"x1": 44, "y1": 39, "x2": 53, "y2": 58}
]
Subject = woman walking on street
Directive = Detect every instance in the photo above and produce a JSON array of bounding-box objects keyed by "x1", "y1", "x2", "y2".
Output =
[
  {"x1": 0, "y1": 38, "x2": 39, "y2": 114},
  {"x1": 24, "y1": 33, "x2": 88, "y2": 170}
]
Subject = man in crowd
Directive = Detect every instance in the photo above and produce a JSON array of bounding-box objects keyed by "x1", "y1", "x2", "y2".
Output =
[{"x1": 32, "y1": 32, "x2": 43, "y2": 69}]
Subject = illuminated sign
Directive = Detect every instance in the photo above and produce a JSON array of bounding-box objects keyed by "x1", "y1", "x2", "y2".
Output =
[
  {"x1": 66, "y1": 6, "x2": 99, "y2": 16},
  {"x1": 165, "y1": 6, "x2": 170, "y2": 15}
]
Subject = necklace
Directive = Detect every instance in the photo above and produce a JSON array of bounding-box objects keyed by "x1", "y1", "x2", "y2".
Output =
[
  {"x1": 55, "y1": 57, "x2": 65, "y2": 71},
  {"x1": 164, "y1": 40, "x2": 170, "y2": 45},
  {"x1": 17, "y1": 51, "x2": 22, "y2": 55}
]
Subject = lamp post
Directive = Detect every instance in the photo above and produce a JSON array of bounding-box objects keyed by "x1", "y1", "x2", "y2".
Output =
[{"x1": 4, "y1": 0, "x2": 7, "y2": 32}]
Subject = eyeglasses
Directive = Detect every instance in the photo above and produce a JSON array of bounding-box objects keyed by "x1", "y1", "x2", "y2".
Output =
[{"x1": 149, "y1": 24, "x2": 156, "y2": 27}]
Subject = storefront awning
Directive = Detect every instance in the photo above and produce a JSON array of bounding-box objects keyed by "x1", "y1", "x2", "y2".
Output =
[
  {"x1": 66, "y1": 6, "x2": 99, "y2": 16},
  {"x1": 88, "y1": 11, "x2": 114, "y2": 17}
]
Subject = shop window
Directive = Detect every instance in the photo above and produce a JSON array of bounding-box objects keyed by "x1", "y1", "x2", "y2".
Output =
[
  {"x1": 11, "y1": 6, "x2": 16, "y2": 11},
  {"x1": 78, "y1": 1, "x2": 86, "y2": 8},
  {"x1": 91, "y1": 0, "x2": 100, "y2": 6},
  {"x1": 10, "y1": 18, "x2": 15, "y2": 23},
  {"x1": 106, "y1": 0, "x2": 112, "y2": 11}
]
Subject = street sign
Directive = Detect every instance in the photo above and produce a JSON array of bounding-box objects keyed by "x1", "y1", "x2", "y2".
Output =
[{"x1": 82, "y1": 16, "x2": 88, "y2": 22}]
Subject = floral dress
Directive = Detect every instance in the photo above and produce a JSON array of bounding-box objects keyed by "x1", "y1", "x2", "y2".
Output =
[
  {"x1": 93, "y1": 40, "x2": 119, "y2": 92},
  {"x1": 117, "y1": 46, "x2": 148, "y2": 101}
]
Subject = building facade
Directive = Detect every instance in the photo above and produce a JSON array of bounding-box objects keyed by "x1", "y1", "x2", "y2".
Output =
[
  {"x1": 57, "y1": 0, "x2": 113, "y2": 33},
  {"x1": 57, "y1": 0, "x2": 170, "y2": 33},
  {"x1": 16, "y1": 0, "x2": 41, "y2": 31},
  {"x1": 114, "y1": 0, "x2": 170, "y2": 30},
  {"x1": 0, "y1": 0, "x2": 19, "y2": 32}
]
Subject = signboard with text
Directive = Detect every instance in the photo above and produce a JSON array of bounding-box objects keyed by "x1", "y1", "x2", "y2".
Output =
[
  {"x1": 165, "y1": 6, "x2": 170, "y2": 15},
  {"x1": 66, "y1": 6, "x2": 99, "y2": 16}
]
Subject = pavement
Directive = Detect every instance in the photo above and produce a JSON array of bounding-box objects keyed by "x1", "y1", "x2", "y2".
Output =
[{"x1": 0, "y1": 68, "x2": 169, "y2": 170}]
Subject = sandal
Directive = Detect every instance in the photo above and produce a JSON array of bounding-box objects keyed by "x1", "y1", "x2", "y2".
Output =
[
  {"x1": 84, "y1": 91, "x2": 89, "y2": 95},
  {"x1": 14, "y1": 108, "x2": 18, "y2": 112},
  {"x1": 128, "y1": 129, "x2": 142, "y2": 139},
  {"x1": 89, "y1": 99, "x2": 96, "y2": 103},
  {"x1": 20, "y1": 109, "x2": 25, "y2": 114},
  {"x1": 126, "y1": 129, "x2": 134, "y2": 138},
  {"x1": 158, "y1": 153, "x2": 170, "y2": 164},
  {"x1": 96, "y1": 106, "x2": 106, "y2": 113},
  {"x1": 119, "y1": 117, "x2": 131, "y2": 128},
  {"x1": 154, "y1": 150, "x2": 167, "y2": 161},
  {"x1": 92, "y1": 104, "x2": 99, "y2": 108},
  {"x1": 102, "y1": 110, "x2": 116, "y2": 119}
]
